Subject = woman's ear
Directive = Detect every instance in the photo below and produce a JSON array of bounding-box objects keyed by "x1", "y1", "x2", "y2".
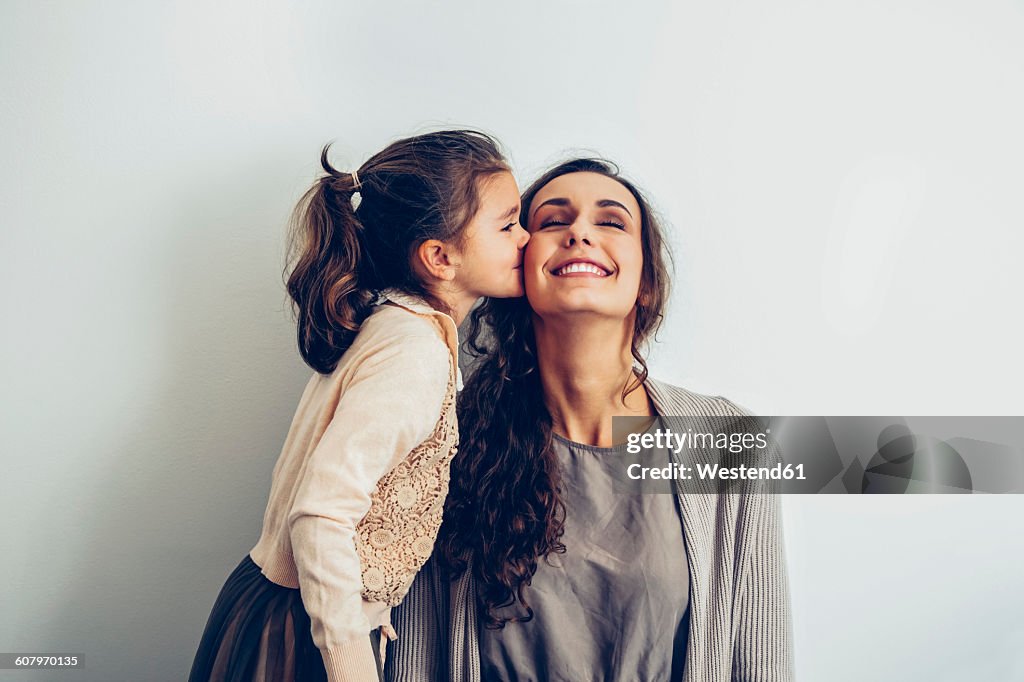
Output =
[{"x1": 414, "y1": 239, "x2": 459, "y2": 282}]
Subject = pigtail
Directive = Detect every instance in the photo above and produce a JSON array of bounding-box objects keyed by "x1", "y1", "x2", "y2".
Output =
[{"x1": 285, "y1": 145, "x2": 375, "y2": 374}]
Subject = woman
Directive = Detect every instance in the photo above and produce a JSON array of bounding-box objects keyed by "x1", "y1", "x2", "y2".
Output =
[{"x1": 385, "y1": 159, "x2": 793, "y2": 681}]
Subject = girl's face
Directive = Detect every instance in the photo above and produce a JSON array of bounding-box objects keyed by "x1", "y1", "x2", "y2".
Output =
[
  {"x1": 456, "y1": 170, "x2": 530, "y2": 298},
  {"x1": 523, "y1": 171, "x2": 644, "y2": 321}
]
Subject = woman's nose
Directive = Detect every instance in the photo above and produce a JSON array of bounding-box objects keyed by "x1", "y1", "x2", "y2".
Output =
[{"x1": 566, "y1": 220, "x2": 592, "y2": 247}]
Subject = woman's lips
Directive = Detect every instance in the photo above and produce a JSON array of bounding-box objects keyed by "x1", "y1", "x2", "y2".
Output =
[{"x1": 551, "y1": 261, "x2": 611, "y2": 277}]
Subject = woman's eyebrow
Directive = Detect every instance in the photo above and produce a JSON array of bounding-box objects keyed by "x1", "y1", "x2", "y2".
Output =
[
  {"x1": 596, "y1": 199, "x2": 632, "y2": 217},
  {"x1": 530, "y1": 197, "x2": 570, "y2": 219},
  {"x1": 530, "y1": 197, "x2": 633, "y2": 218}
]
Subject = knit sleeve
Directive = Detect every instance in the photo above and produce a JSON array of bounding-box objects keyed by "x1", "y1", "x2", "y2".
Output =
[
  {"x1": 717, "y1": 397, "x2": 795, "y2": 681},
  {"x1": 730, "y1": 484, "x2": 795, "y2": 680},
  {"x1": 287, "y1": 328, "x2": 451, "y2": 682}
]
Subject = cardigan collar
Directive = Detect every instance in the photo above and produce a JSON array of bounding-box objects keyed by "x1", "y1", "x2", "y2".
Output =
[
  {"x1": 373, "y1": 287, "x2": 438, "y2": 316},
  {"x1": 644, "y1": 375, "x2": 672, "y2": 414}
]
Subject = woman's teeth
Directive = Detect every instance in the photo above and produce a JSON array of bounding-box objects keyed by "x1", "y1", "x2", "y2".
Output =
[{"x1": 555, "y1": 262, "x2": 608, "y2": 276}]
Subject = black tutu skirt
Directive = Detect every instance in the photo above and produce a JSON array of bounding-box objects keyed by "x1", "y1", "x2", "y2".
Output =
[{"x1": 188, "y1": 554, "x2": 384, "y2": 682}]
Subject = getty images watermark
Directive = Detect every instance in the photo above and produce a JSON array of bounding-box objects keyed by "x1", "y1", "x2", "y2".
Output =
[{"x1": 610, "y1": 415, "x2": 1024, "y2": 494}]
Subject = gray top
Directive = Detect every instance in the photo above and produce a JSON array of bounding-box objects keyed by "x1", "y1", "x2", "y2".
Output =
[
  {"x1": 384, "y1": 378, "x2": 794, "y2": 682},
  {"x1": 479, "y1": 426, "x2": 690, "y2": 682}
]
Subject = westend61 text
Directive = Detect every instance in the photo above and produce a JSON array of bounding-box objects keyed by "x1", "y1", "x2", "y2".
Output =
[{"x1": 627, "y1": 461, "x2": 807, "y2": 481}]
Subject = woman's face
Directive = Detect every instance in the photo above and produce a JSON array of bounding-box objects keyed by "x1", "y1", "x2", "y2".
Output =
[{"x1": 523, "y1": 171, "x2": 644, "y2": 321}]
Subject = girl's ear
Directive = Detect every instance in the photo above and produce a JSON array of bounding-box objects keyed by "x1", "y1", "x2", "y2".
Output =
[{"x1": 414, "y1": 239, "x2": 459, "y2": 282}]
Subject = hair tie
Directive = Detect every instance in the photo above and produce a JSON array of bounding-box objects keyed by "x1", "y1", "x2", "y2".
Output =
[{"x1": 351, "y1": 170, "x2": 362, "y2": 193}]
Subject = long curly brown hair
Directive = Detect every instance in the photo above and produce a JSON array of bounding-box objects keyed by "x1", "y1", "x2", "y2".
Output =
[{"x1": 437, "y1": 158, "x2": 675, "y2": 628}]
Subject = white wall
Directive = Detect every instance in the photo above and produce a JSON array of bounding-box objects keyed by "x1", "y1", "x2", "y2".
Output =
[{"x1": 2, "y1": 1, "x2": 1022, "y2": 680}]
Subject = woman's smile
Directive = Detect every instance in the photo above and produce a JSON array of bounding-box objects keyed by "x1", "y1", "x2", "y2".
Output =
[{"x1": 550, "y1": 258, "x2": 613, "y2": 277}]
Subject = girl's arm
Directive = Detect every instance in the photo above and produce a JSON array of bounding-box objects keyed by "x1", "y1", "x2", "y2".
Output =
[{"x1": 288, "y1": 329, "x2": 451, "y2": 682}]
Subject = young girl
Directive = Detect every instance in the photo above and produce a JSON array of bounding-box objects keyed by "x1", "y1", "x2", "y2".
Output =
[{"x1": 188, "y1": 130, "x2": 529, "y2": 682}]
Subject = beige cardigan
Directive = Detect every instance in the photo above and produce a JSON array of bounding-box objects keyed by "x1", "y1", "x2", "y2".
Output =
[{"x1": 249, "y1": 289, "x2": 461, "y2": 682}]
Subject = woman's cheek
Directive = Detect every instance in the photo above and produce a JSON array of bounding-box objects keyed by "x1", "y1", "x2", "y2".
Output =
[
  {"x1": 522, "y1": 242, "x2": 546, "y2": 276},
  {"x1": 617, "y1": 250, "x2": 645, "y2": 300}
]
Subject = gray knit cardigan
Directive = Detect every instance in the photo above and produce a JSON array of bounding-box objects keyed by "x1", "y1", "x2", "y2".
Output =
[{"x1": 384, "y1": 378, "x2": 795, "y2": 681}]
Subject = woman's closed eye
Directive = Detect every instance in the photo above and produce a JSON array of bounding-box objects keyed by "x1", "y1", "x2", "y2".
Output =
[{"x1": 538, "y1": 218, "x2": 626, "y2": 230}]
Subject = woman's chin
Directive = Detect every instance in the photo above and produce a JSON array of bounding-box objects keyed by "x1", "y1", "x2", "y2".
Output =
[{"x1": 532, "y1": 295, "x2": 632, "y2": 320}]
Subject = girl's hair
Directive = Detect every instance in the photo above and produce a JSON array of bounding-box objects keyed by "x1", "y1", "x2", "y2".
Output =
[
  {"x1": 437, "y1": 158, "x2": 674, "y2": 629},
  {"x1": 285, "y1": 130, "x2": 509, "y2": 374}
]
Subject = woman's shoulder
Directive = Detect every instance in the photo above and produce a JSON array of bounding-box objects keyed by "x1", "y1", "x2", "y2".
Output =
[
  {"x1": 646, "y1": 378, "x2": 775, "y2": 471},
  {"x1": 645, "y1": 377, "x2": 753, "y2": 418}
]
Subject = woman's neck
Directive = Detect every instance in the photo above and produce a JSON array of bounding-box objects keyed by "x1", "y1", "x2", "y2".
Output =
[{"x1": 532, "y1": 312, "x2": 655, "y2": 448}]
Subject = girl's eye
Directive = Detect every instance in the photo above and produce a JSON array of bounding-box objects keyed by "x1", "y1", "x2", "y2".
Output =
[{"x1": 501, "y1": 222, "x2": 516, "y2": 232}]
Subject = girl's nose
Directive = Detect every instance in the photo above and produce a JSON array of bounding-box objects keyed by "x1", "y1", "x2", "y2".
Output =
[{"x1": 517, "y1": 225, "x2": 530, "y2": 248}]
